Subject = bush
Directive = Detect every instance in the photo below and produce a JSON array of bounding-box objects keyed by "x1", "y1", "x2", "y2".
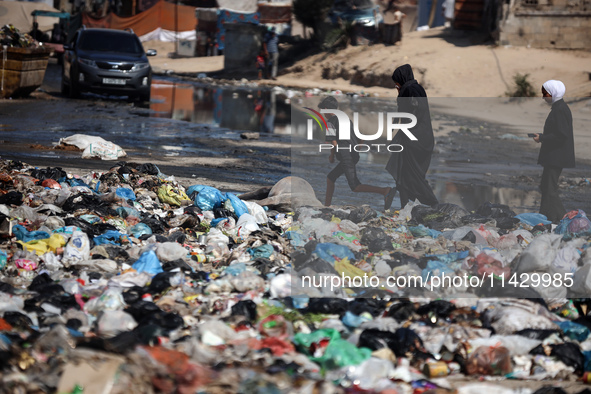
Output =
[{"x1": 506, "y1": 73, "x2": 537, "y2": 97}]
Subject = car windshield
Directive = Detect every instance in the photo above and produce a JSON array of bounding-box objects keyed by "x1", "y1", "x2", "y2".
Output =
[{"x1": 78, "y1": 31, "x2": 144, "y2": 54}]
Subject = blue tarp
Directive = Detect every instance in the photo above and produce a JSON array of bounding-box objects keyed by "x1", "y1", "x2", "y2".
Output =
[{"x1": 216, "y1": 9, "x2": 260, "y2": 51}]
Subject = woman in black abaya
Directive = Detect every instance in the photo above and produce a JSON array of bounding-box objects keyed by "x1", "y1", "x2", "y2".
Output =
[{"x1": 384, "y1": 64, "x2": 438, "y2": 210}]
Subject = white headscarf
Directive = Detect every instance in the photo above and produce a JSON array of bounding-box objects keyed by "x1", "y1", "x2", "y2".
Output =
[{"x1": 542, "y1": 80, "x2": 566, "y2": 104}]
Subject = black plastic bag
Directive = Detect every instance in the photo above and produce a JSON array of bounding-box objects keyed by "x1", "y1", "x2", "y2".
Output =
[
  {"x1": 530, "y1": 342, "x2": 584, "y2": 374},
  {"x1": 231, "y1": 300, "x2": 258, "y2": 322},
  {"x1": 387, "y1": 301, "x2": 416, "y2": 321},
  {"x1": 476, "y1": 202, "x2": 516, "y2": 219},
  {"x1": 348, "y1": 206, "x2": 377, "y2": 224},
  {"x1": 31, "y1": 167, "x2": 66, "y2": 181},
  {"x1": 417, "y1": 300, "x2": 456, "y2": 319},
  {"x1": 360, "y1": 227, "x2": 394, "y2": 252},
  {"x1": 0, "y1": 191, "x2": 23, "y2": 206},
  {"x1": 305, "y1": 298, "x2": 349, "y2": 315}
]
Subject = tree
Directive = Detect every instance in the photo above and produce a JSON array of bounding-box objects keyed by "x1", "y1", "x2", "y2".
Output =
[{"x1": 293, "y1": 0, "x2": 334, "y2": 42}]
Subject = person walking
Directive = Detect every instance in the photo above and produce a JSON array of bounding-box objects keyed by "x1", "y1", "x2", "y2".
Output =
[
  {"x1": 264, "y1": 27, "x2": 279, "y2": 80},
  {"x1": 320, "y1": 96, "x2": 392, "y2": 207},
  {"x1": 531, "y1": 80, "x2": 575, "y2": 223},
  {"x1": 384, "y1": 64, "x2": 438, "y2": 210}
]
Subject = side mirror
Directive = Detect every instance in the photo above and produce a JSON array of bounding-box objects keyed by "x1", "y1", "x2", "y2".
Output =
[{"x1": 146, "y1": 49, "x2": 157, "y2": 56}]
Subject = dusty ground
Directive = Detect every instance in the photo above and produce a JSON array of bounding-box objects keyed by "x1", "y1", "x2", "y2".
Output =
[{"x1": 144, "y1": 27, "x2": 591, "y2": 99}]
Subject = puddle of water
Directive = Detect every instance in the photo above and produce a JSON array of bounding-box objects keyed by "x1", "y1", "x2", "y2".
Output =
[{"x1": 150, "y1": 79, "x2": 291, "y2": 134}]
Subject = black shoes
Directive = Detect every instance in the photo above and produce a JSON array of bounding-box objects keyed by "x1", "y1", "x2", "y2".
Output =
[{"x1": 384, "y1": 187, "x2": 397, "y2": 211}]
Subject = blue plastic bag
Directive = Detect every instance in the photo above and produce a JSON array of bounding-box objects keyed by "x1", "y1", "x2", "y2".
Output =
[
  {"x1": 12, "y1": 224, "x2": 50, "y2": 243},
  {"x1": 421, "y1": 260, "x2": 455, "y2": 283},
  {"x1": 116, "y1": 187, "x2": 136, "y2": 201},
  {"x1": 129, "y1": 223, "x2": 152, "y2": 238},
  {"x1": 342, "y1": 311, "x2": 372, "y2": 328},
  {"x1": 555, "y1": 210, "x2": 591, "y2": 237},
  {"x1": 285, "y1": 231, "x2": 306, "y2": 247},
  {"x1": 193, "y1": 186, "x2": 224, "y2": 211},
  {"x1": 68, "y1": 178, "x2": 90, "y2": 188},
  {"x1": 225, "y1": 192, "x2": 249, "y2": 218},
  {"x1": 314, "y1": 243, "x2": 356, "y2": 264},
  {"x1": 515, "y1": 212, "x2": 552, "y2": 227},
  {"x1": 223, "y1": 263, "x2": 247, "y2": 276},
  {"x1": 248, "y1": 244, "x2": 274, "y2": 259},
  {"x1": 425, "y1": 250, "x2": 470, "y2": 264},
  {"x1": 132, "y1": 250, "x2": 163, "y2": 275},
  {"x1": 94, "y1": 230, "x2": 129, "y2": 246},
  {"x1": 557, "y1": 321, "x2": 590, "y2": 342},
  {"x1": 116, "y1": 206, "x2": 140, "y2": 219}
]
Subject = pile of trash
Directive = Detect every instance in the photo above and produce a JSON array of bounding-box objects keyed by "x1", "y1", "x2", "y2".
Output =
[
  {"x1": 1, "y1": 158, "x2": 591, "y2": 393},
  {"x1": 0, "y1": 25, "x2": 39, "y2": 49}
]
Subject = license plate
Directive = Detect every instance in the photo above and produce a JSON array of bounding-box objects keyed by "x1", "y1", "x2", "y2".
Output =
[{"x1": 103, "y1": 78, "x2": 126, "y2": 85}]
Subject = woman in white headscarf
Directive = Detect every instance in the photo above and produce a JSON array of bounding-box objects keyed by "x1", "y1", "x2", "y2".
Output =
[{"x1": 531, "y1": 80, "x2": 575, "y2": 222}]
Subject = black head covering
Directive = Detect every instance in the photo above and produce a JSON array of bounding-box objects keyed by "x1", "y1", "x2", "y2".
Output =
[
  {"x1": 318, "y1": 96, "x2": 339, "y2": 110},
  {"x1": 392, "y1": 64, "x2": 415, "y2": 86}
]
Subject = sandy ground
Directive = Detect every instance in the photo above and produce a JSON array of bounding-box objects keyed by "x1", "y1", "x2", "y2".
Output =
[
  {"x1": 144, "y1": 27, "x2": 591, "y2": 168},
  {"x1": 144, "y1": 27, "x2": 591, "y2": 98}
]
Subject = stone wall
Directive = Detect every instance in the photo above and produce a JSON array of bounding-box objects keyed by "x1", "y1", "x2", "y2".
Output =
[{"x1": 499, "y1": 11, "x2": 591, "y2": 49}]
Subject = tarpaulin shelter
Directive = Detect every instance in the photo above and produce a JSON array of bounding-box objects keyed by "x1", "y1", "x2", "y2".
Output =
[
  {"x1": 0, "y1": 1, "x2": 61, "y2": 33},
  {"x1": 82, "y1": 0, "x2": 197, "y2": 42},
  {"x1": 216, "y1": 10, "x2": 260, "y2": 51}
]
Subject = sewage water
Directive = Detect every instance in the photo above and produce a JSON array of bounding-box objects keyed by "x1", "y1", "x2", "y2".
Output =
[{"x1": 151, "y1": 79, "x2": 543, "y2": 213}]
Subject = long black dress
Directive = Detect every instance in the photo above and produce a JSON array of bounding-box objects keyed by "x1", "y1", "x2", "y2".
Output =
[{"x1": 386, "y1": 64, "x2": 438, "y2": 207}]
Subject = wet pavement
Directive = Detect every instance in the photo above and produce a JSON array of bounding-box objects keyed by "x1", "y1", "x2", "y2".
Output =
[{"x1": 1, "y1": 61, "x2": 590, "y2": 212}]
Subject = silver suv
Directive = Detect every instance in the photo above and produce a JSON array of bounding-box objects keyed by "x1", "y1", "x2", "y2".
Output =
[{"x1": 61, "y1": 28, "x2": 157, "y2": 101}]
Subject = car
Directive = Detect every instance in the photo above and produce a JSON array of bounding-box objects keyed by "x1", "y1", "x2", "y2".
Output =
[
  {"x1": 61, "y1": 27, "x2": 157, "y2": 101},
  {"x1": 328, "y1": 0, "x2": 383, "y2": 27}
]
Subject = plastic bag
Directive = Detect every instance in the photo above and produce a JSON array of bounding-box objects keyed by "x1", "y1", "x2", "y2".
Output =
[
  {"x1": 236, "y1": 213, "x2": 260, "y2": 237},
  {"x1": 466, "y1": 345, "x2": 512, "y2": 375},
  {"x1": 132, "y1": 250, "x2": 163, "y2": 275},
  {"x1": 314, "y1": 243, "x2": 355, "y2": 265},
  {"x1": 555, "y1": 210, "x2": 591, "y2": 237},
  {"x1": 129, "y1": 223, "x2": 152, "y2": 238},
  {"x1": 224, "y1": 192, "x2": 249, "y2": 218},
  {"x1": 243, "y1": 200, "x2": 268, "y2": 224},
  {"x1": 514, "y1": 234, "x2": 562, "y2": 274},
  {"x1": 294, "y1": 328, "x2": 372, "y2": 370},
  {"x1": 193, "y1": 186, "x2": 224, "y2": 211},
  {"x1": 116, "y1": 187, "x2": 136, "y2": 201},
  {"x1": 62, "y1": 231, "x2": 91, "y2": 266},
  {"x1": 515, "y1": 212, "x2": 552, "y2": 227},
  {"x1": 157, "y1": 185, "x2": 191, "y2": 207}
]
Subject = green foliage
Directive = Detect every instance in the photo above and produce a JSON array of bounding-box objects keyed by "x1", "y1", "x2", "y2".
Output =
[
  {"x1": 506, "y1": 73, "x2": 537, "y2": 97},
  {"x1": 323, "y1": 21, "x2": 355, "y2": 52}
]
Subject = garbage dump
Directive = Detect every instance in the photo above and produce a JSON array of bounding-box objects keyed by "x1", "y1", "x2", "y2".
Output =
[{"x1": 1, "y1": 158, "x2": 591, "y2": 393}]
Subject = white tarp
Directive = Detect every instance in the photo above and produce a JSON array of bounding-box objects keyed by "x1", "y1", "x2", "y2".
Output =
[
  {"x1": 216, "y1": 0, "x2": 258, "y2": 13},
  {"x1": 138, "y1": 28, "x2": 196, "y2": 42}
]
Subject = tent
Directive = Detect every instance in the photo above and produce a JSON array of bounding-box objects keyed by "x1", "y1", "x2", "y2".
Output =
[
  {"x1": 0, "y1": 1, "x2": 61, "y2": 33},
  {"x1": 82, "y1": 0, "x2": 197, "y2": 42}
]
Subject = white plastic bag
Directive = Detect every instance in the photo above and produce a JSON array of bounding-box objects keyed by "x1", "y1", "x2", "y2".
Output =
[
  {"x1": 514, "y1": 233, "x2": 562, "y2": 274},
  {"x1": 59, "y1": 134, "x2": 126, "y2": 160},
  {"x1": 62, "y1": 231, "x2": 91, "y2": 266},
  {"x1": 243, "y1": 200, "x2": 268, "y2": 224}
]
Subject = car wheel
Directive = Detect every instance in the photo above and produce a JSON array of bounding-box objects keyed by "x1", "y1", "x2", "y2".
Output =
[{"x1": 139, "y1": 92, "x2": 150, "y2": 103}]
